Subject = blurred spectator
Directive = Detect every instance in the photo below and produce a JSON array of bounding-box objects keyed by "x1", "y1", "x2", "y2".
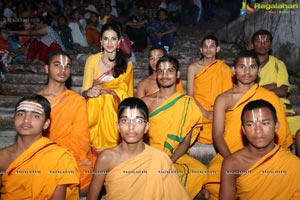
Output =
[
  {"x1": 3, "y1": 1, "x2": 15, "y2": 22},
  {"x1": 54, "y1": 15, "x2": 73, "y2": 51},
  {"x1": 101, "y1": 0, "x2": 118, "y2": 18},
  {"x1": 48, "y1": 1, "x2": 62, "y2": 27},
  {"x1": 0, "y1": 28, "x2": 13, "y2": 71},
  {"x1": 68, "y1": 8, "x2": 88, "y2": 47},
  {"x1": 147, "y1": 8, "x2": 176, "y2": 50},
  {"x1": 9, "y1": 15, "x2": 65, "y2": 65},
  {"x1": 182, "y1": 0, "x2": 202, "y2": 26},
  {"x1": 167, "y1": 0, "x2": 182, "y2": 22},
  {"x1": 99, "y1": 4, "x2": 116, "y2": 25},
  {"x1": 125, "y1": 4, "x2": 150, "y2": 52},
  {"x1": 115, "y1": 21, "x2": 134, "y2": 60},
  {"x1": 85, "y1": 9, "x2": 101, "y2": 48}
]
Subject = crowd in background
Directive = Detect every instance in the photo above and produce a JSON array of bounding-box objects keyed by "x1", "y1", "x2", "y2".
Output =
[{"x1": 0, "y1": 0, "x2": 231, "y2": 71}]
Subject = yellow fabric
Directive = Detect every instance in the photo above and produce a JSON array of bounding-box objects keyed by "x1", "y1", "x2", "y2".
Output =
[
  {"x1": 82, "y1": 53, "x2": 134, "y2": 149},
  {"x1": 193, "y1": 60, "x2": 233, "y2": 144},
  {"x1": 206, "y1": 84, "x2": 293, "y2": 200},
  {"x1": 104, "y1": 144, "x2": 191, "y2": 200},
  {"x1": 258, "y1": 55, "x2": 290, "y2": 105},
  {"x1": 148, "y1": 92, "x2": 207, "y2": 198},
  {"x1": 176, "y1": 79, "x2": 185, "y2": 93},
  {"x1": 45, "y1": 90, "x2": 96, "y2": 190},
  {"x1": 287, "y1": 115, "x2": 300, "y2": 136},
  {"x1": 1, "y1": 137, "x2": 79, "y2": 199},
  {"x1": 236, "y1": 145, "x2": 300, "y2": 199}
]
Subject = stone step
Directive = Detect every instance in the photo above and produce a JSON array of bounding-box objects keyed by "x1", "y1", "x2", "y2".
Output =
[
  {"x1": 4, "y1": 73, "x2": 84, "y2": 85},
  {"x1": 0, "y1": 82, "x2": 82, "y2": 96},
  {"x1": 0, "y1": 107, "x2": 14, "y2": 130},
  {"x1": 0, "y1": 130, "x2": 17, "y2": 149}
]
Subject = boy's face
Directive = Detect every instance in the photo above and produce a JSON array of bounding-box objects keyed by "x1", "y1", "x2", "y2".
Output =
[
  {"x1": 233, "y1": 57, "x2": 259, "y2": 85},
  {"x1": 23, "y1": 22, "x2": 32, "y2": 30},
  {"x1": 117, "y1": 108, "x2": 149, "y2": 144},
  {"x1": 14, "y1": 101, "x2": 50, "y2": 137},
  {"x1": 200, "y1": 39, "x2": 220, "y2": 59},
  {"x1": 149, "y1": 49, "x2": 164, "y2": 71},
  {"x1": 242, "y1": 107, "x2": 278, "y2": 149},
  {"x1": 137, "y1": 7, "x2": 145, "y2": 16},
  {"x1": 45, "y1": 54, "x2": 71, "y2": 84},
  {"x1": 158, "y1": 11, "x2": 167, "y2": 21},
  {"x1": 58, "y1": 17, "x2": 67, "y2": 26},
  {"x1": 252, "y1": 34, "x2": 272, "y2": 56},
  {"x1": 156, "y1": 61, "x2": 180, "y2": 88},
  {"x1": 0, "y1": 30, "x2": 9, "y2": 41}
]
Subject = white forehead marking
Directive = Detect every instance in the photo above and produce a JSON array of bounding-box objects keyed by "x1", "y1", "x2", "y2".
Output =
[
  {"x1": 58, "y1": 55, "x2": 70, "y2": 69},
  {"x1": 251, "y1": 108, "x2": 263, "y2": 123},
  {"x1": 243, "y1": 57, "x2": 253, "y2": 66},
  {"x1": 258, "y1": 35, "x2": 268, "y2": 42},
  {"x1": 16, "y1": 101, "x2": 44, "y2": 114},
  {"x1": 124, "y1": 107, "x2": 138, "y2": 119}
]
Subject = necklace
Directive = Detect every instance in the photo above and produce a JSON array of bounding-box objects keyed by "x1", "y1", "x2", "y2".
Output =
[{"x1": 101, "y1": 56, "x2": 114, "y2": 70}]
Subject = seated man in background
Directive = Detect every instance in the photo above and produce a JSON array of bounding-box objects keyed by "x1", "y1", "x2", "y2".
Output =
[
  {"x1": 252, "y1": 29, "x2": 300, "y2": 136},
  {"x1": 147, "y1": 8, "x2": 176, "y2": 50}
]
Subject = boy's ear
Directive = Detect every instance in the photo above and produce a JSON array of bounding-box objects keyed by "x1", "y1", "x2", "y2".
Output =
[
  {"x1": 216, "y1": 46, "x2": 221, "y2": 53},
  {"x1": 275, "y1": 121, "x2": 280, "y2": 133},
  {"x1": 116, "y1": 121, "x2": 120, "y2": 131},
  {"x1": 44, "y1": 65, "x2": 49, "y2": 74},
  {"x1": 231, "y1": 66, "x2": 236, "y2": 75},
  {"x1": 242, "y1": 125, "x2": 247, "y2": 136},
  {"x1": 144, "y1": 122, "x2": 150, "y2": 134},
  {"x1": 43, "y1": 119, "x2": 50, "y2": 131},
  {"x1": 177, "y1": 70, "x2": 181, "y2": 79}
]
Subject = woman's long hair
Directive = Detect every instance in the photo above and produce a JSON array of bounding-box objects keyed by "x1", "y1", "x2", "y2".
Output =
[{"x1": 100, "y1": 23, "x2": 128, "y2": 78}]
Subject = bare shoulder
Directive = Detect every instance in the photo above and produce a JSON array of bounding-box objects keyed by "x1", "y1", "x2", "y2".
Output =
[
  {"x1": 97, "y1": 148, "x2": 119, "y2": 163},
  {"x1": 137, "y1": 76, "x2": 153, "y2": 90},
  {"x1": 215, "y1": 88, "x2": 233, "y2": 108},
  {"x1": 136, "y1": 76, "x2": 157, "y2": 98},
  {"x1": 223, "y1": 148, "x2": 253, "y2": 174},
  {"x1": 0, "y1": 145, "x2": 16, "y2": 171},
  {"x1": 95, "y1": 147, "x2": 120, "y2": 171},
  {"x1": 188, "y1": 60, "x2": 204, "y2": 73},
  {"x1": 141, "y1": 92, "x2": 158, "y2": 112}
]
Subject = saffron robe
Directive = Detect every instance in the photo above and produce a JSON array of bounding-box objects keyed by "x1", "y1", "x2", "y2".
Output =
[
  {"x1": 148, "y1": 92, "x2": 207, "y2": 198},
  {"x1": 236, "y1": 145, "x2": 300, "y2": 199},
  {"x1": 193, "y1": 60, "x2": 233, "y2": 144},
  {"x1": 206, "y1": 84, "x2": 293, "y2": 200},
  {"x1": 45, "y1": 89, "x2": 96, "y2": 190},
  {"x1": 1, "y1": 137, "x2": 79, "y2": 199},
  {"x1": 104, "y1": 144, "x2": 191, "y2": 200},
  {"x1": 82, "y1": 52, "x2": 134, "y2": 149}
]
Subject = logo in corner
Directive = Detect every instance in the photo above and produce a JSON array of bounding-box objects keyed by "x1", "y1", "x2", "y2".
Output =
[{"x1": 240, "y1": 0, "x2": 256, "y2": 16}]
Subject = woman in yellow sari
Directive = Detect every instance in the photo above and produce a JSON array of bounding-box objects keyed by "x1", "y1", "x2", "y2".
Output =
[{"x1": 82, "y1": 23, "x2": 134, "y2": 152}]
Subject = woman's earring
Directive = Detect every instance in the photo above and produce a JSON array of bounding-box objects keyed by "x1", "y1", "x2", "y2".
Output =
[
  {"x1": 100, "y1": 44, "x2": 103, "y2": 52},
  {"x1": 117, "y1": 43, "x2": 120, "y2": 52}
]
